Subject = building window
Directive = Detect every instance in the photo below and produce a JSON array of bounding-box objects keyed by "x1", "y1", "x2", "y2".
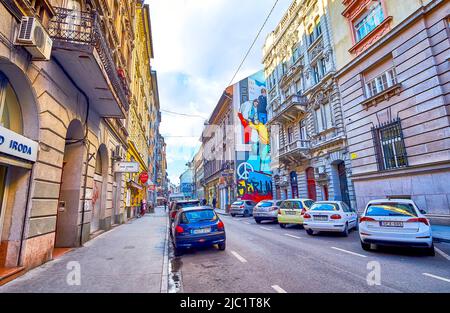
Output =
[
  {"x1": 354, "y1": 0, "x2": 385, "y2": 42},
  {"x1": 312, "y1": 57, "x2": 326, "y2": 84},
  {"x1": 365, "y1": 68, "x2": 397, "y2": 98},
  {"x1": 315, "y1": 102, "x2": 333, "y2": 133},
  {"x1": 287, "y1": 126, "x2": 294, "y2": 143},
  {"x1": 0, "y1": 72, "x2": 23, "y2": 134},
  {"x1": 299, "y1": 120, "x2": 308, "y2": 142},
  {"x1": 308, "y1": 17, "x2": 322, "y2": 45},
  {"x1": 372, "y1": 119, "x2": 408, "y2": 171}
]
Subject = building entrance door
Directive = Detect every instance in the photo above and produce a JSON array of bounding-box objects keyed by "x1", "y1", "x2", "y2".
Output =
[{"x1": 337, "y1": 162, "x2": 350, "y2": 206}]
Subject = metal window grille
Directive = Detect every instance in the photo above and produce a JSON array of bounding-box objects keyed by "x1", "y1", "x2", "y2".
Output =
[{"x1": 372, "y1": 118, "x2": 408, "y2": 171}]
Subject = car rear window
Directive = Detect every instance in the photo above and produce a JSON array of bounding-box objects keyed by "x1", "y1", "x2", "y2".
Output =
[
  {"x1": 310, "y1": 203, "x2": 339, "y2": 211},
  {"x1": 233, "y1": 201, "x2": 243, "y2": 205},
  {"x1": 366, "y1": 203, "x2": 417, "y2": 217},
  {"x1": 181, "y1": 210, "x2": 218, "y2": 224},
  {"x1": 259, "y1": 201, "x2": 273, "y2": 207},
  {"x1": 177, "y1": 201, "x2": 200, "y2": 209}
]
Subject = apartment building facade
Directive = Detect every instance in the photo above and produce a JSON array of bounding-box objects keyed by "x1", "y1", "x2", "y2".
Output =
[
  {"x1": 0, "y1": 0, "x2": 162, "y2": 276},
  {"x1": 328, "y1": 0, "x2": 450, "y2": 222},
  {"x1": 263, "y1": 0, "x2": 355, "y2": 207}
]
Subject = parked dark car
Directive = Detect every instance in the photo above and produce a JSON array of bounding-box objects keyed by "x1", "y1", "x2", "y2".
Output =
[
  {"x1": 169, "y1": 199, "x2": 200, "y2": 222},
  {"x1": 171, "y1": 206, "x2": 226, "y2": 255}
]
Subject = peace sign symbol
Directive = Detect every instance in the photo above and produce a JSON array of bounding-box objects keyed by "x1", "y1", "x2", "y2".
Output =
[{"x1": 237, "y1": 162, "x2": 254, "y2": 180}]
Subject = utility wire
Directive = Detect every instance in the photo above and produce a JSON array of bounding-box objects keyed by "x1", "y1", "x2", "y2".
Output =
[
  {"x1": 227, "y1": 0, "x2": 279, "y2": 86},
  {"x1": 161, "y1": 109, "x2": 207, "y2": 119}
]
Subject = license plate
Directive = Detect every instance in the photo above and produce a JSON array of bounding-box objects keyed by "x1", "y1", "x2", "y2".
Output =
[
  {"x1": 314, "y1": 215, "x2": 328, "y2": 221},
  {"x1": 193, "y1": 228, "x2": 211, "y2": 234},
  {"x1": 380, "y1": 221, "x2": 403, "y2": 227},
  {"x1": 285, "y1": 211, "x2": 297, "y2": 215}
]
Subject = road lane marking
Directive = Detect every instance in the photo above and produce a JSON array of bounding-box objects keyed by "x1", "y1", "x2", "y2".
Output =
[
  {"x1": 435, "y1": 247, "x2": 450, "y2": 261},
  {"x1": 331, "y1": 247, "x2": 367, "y2": 258},
  {"x1": 422, "y1": 273, "x2": 450, "y2": 283},
  {"x1": 260, "y1": 227, "x2": 272, "y2": 231},
  {"x1": 284, "y1": 234, "x2": 302, "y2": 239},
  {"x1": 271, "y1": 285, "x2": 287, "y2": 293},
  {"x1": 231, "y1": 251, "x2": 248, "y2": 263}
]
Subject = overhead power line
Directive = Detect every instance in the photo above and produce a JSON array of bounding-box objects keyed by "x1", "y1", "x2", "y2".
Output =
[
  {"x1": 227, "y1": 0, "x2": 280, "y2": 86},
  {"x1": 161, "y1": 109, "x2": 207, "y2": 119}
]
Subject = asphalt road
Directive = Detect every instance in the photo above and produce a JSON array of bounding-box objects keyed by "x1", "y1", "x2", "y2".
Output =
[{"x1": 177, "y1": 214, "x2": 450, "y2": 293}]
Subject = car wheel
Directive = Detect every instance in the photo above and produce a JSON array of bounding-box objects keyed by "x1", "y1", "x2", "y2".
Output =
[
  {"x1": 361, "y1": 241, "x2": 371, "y2": 251},
  {"x1": 426, "y1": 244, "x2": 435, "y2": 256},
  {"x1": 244, "y1": 210, "x2": 249, "y2": 217},
  {"x1": 174, "y1": 247, "x2": 184, "y2": 257},
  {"x1": 218, "y1": 242, "x2": 226, "y2": 251},
  {"x1": 342, "y1": 223, "x2": 349, "y2": 237},
  {"x1": 279, "y1": 223, "x2": 286, "y2": 228},
  {"x1": 231, "y1": 214, "x2": 235, "y2": 217},
  {"x1": 306, "y1": 228, "x2": 314, "y2": 236},
  {"x1": 255, "y1": 218, "x2": 261, "y2": 224}
]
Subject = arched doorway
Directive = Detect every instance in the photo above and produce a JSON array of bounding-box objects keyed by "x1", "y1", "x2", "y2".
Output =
[
  {"x1": 332, "y1": 160, "x2": 350, "y2": 207},
  {"x1": 290, "y1": 171, "x2": 299, "y2": 199},
  {"x1": 55, "y1": 119, "x2": 85, "y2": 247},
  {"x1": 0, "y1": 61, "x2": 40, "y2": 268},
  {"x1": 306, "y1": 167, "x2": 317, "y2": 201},
  {"x1": 91, "y1": 144, "x2": 108, "y2": 233}
]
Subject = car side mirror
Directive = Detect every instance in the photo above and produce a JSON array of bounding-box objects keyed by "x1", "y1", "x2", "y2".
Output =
[{"x1": 420, "y1": 209, "x2": 427, "y2": 215}]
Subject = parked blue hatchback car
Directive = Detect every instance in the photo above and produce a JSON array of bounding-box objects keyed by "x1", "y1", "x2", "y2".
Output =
[{"x1": 171, "y1": 206, "x2": 226, "y2": 254}]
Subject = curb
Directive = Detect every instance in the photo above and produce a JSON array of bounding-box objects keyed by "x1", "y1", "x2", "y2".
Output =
[
  {"x1": 215, "y1": 209, "x2": 230, "y2": 216},
  {"x1": 160, "y1": 215, "x2": 169, "y2": 293},
  {"x1": 433, "y1": 237, "x2": 450, "y2": 244}
]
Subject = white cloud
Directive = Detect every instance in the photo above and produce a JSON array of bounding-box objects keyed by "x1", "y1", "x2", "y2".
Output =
[{"x1": 146, "y1": 0, "x2": 292, "y2": 184}]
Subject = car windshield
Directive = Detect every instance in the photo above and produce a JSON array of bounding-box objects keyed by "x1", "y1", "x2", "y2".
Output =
[
  {"x1": 233, "y1": 201, "x2": 243, "y2": 205},
  {"x1": 181, "y1": 210, "x2": 218, "y2": 224},
  {"x1": 259, "y1": 201, "x2": 273, "y2": 207},
  {"x1": 310, "y1": 203, "x2": 339, "y2": 211},
  {"x1": 366, "y1": 203, "x2": 417, "y2": 217}
]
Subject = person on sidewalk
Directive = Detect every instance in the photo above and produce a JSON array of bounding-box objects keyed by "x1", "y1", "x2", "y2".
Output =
[
  {"x1": 140, "y1": 200, "x2": 146, "y2": 217},
  {"x1": 212, "y1": 197, "x2": 217, "y2": 209}
]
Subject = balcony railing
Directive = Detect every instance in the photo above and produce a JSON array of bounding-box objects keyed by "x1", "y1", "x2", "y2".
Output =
[
  {"x1": 48, "y1": 7, "x2": 129, "y2": 112},
  {"x1": 279, "y1": 139, "x2": 310, "y2": 157},
  {"x1": 269, "y1": 94, "x2": 308, "y2": 124}
]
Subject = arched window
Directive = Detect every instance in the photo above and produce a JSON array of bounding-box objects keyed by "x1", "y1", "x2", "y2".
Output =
[
  {"x1": 306, "y1": 167, "x2": 317, "y2": 201},
  {"x1": 95, "y1": 151, "x2": 103, "y2": 175},
  {"x1": 0, "y1": 72, "x2": 23, "y2": 134}
]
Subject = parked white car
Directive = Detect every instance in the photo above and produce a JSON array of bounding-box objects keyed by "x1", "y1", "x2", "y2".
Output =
[
  {"x1": 359, "y1": 199, "x2": 434, "y2": 255},
  {"x1": 303, "y1": 201, "x2": 358, "y2": 236}
]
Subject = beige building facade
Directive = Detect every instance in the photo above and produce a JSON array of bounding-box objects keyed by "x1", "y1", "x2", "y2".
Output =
[
  {"x1": 263, "y1": 0, "x2": 355, "y2": 207},
  {"x1": 0, "y1": 0, "x2": 139, "y2": 275},
  {"x1": 329, "y1": 0, "x2": 450, "y2": 222}
]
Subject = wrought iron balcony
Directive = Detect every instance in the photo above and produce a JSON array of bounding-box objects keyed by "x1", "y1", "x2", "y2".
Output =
[
  {"x1": 48, "y1": 7, "x2": 129, "y2": 118},
  {"x1": 278, "y1": 139, "x2": 310, "y2": 165},
  {"x1": 269, "y1": 94, "x2": 308, "y2": 124}
]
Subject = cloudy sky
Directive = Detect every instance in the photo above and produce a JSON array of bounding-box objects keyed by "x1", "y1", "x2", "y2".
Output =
[{"x1": 146, "y1": 0, "x2": 291, "y2": 185}]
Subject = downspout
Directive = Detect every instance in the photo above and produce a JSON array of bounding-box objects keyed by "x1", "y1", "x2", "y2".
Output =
[
  {"x1": 17, "y1": 167, "x2": 34, "y2": 267},
  {"x1": 80, "y1": 144, "x2": 94, "y2": 246}
]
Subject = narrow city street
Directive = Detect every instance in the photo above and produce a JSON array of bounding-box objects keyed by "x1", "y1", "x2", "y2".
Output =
[
  {"x1": 0, "y1": 207, "x2": 168, "y2": 293},
  {"x1": 178, "y1": 214, "x2": 450, "y2": 293}
]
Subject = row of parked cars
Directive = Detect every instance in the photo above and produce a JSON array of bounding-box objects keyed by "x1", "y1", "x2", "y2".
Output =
[{"x1": 230, "y1": 198, "x2": 435, "y2": 256}]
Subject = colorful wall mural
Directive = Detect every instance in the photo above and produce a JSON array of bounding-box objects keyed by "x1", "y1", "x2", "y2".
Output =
[{"x1": 234, "y1": 71, "x2": 272, "y2": 202}]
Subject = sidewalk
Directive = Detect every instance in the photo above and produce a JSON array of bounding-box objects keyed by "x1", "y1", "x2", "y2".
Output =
[
  {"x1": 0, "y1": 206, "x2": 169, "y2": 293},
  {"x1": 214, "y1": 208, "x2": 229, "y2": 216},
  {"x1": 432, "y1": 225, "x2": 450, "y2": 243}
]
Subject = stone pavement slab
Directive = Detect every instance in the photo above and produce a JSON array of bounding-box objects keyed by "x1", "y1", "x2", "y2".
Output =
[{"x1": 0, "y1": 207, "x2": 169, "y2": 293}]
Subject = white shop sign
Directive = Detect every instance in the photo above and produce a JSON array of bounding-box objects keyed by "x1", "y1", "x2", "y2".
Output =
[
  {"x1": 0, "y1": 125, "x2": 38, "y2": 162},
  {"x1": 113, "y1": 161, "x2": 140, "y2": 173}
]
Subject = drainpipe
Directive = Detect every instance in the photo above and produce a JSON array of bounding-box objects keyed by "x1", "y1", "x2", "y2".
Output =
[
  {"x1": 17, "y1": 167, "x2": 34, "y2": 267},
  {"x1": 80, "y1": 144, "x2": 95, "y2": 246}
]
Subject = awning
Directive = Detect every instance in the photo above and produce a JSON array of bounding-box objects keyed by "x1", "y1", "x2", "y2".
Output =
[{"x1": 127, "y1": 180, "x2": 143, "y2": 190}]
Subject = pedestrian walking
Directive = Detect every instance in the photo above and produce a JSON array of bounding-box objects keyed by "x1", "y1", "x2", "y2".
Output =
[
  {"x1": 212, "y1": 197, "x2": 217, "y2": 209},
  {"x1": 140, "y1": 200, "x2": 146, "y2": 217}
]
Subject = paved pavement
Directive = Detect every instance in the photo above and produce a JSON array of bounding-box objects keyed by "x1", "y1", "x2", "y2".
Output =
[
  {"x1": 0, "y1": 207, "x2": 169, "y2": 293},
  {"x1": 178, "y1": 215, "x2": 450, "y2": 293}
]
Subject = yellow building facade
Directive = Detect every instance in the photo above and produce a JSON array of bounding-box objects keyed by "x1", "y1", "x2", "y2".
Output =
[{"x1": 124, "y1": 2, "x2": 155, "y2": 216}]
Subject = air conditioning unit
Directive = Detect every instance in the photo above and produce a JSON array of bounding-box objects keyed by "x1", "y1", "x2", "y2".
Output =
[{"x1": 15, "y1": 17, "x2": 53, "y2": 61}]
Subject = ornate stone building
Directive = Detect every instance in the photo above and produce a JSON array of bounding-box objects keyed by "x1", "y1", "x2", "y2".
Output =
[
  {"x1": 263, "y1": 0, "x2": 355, "y2": 207},
  {"x1": 329, "y1": 0, "x2": 450, "y2": 222},
  {"x1": 0, "y1": 0, "x2": 143, "y2": 278}
]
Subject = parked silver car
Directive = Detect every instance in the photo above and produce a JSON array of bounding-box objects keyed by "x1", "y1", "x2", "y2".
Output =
[
  {"x1": 230, "y1": 200, "x2": 256, "y2": 217},
  {"x1": 253, "y1": 200, "x2": 283, "y2": 224}
]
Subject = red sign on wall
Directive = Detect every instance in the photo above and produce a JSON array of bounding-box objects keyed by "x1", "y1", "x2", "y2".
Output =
[{"x1": 139, "y1": 172, "x2": 149, "y2": 184}]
